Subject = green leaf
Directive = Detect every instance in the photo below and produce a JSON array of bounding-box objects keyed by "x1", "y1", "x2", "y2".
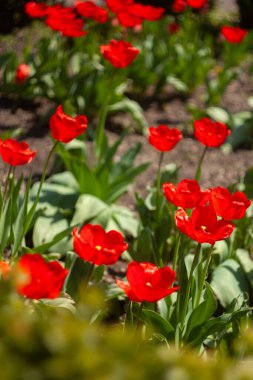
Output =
[
  {"x1": 211, "y1": 259, "x2": 249, "y2": 309},
  {"x1": 185, "y1": 282, "x2": 217, "y2": 339},
  {"x1": 108, "y1": 98, "x2": 147, "y2": 132},
  {"x1": 236, "y1": 249, "x2": 253, "y2": 289},
  {"x1": 131, "y1": 227, "x2": 154, "y2": 262},
  {"x1": 71, "y1": 195, "x2": 107, "y2": 226},
  {"x1": 32, "y1": 225, "x2": 74, "y2": 254},
  {"x1": 12, "y1": 176, "x2": 31, "y2": 254},
  {"x1": 206, "y1": 107, "x2": 230, "y2": 123},
  {"x1": 33, "y1": 213, "x2": 71, "y2": 253},
  {"x1": 140, "y1": 309, "x2": 174, "y2": 338},
  {"x1": 189, "y1": 308, "x2": 251, "y2": 347}
]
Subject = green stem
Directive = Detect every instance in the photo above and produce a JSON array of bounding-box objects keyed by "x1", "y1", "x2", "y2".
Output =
[
  {"x1": 96, "y1": 71, "x2": 116, "y2": 160},
  {"x1": 194, "y1": 246, "x2": 214, "y2": 307},
  {"x1": 83, "y1": 263, "x2": 95, "y2": 290},
  {"x1": 1, "y1": 165, "x2": 14, "y2": 212},
  {"x1": 135, "y1": 301, "x2": 144, "y2": 333},
  {"x1": 156, "y1": 151, "x2": 164, "y2": 193},
  {"x1": 180, "y1": 243, "x2": 201, "y2": 324},
  {"x1": 24, "y1": 140, "x2": 59, "y2": 233},
  {"x1": 173, "y1": 233, "x2": 181, "y2": 272},
  {"x1": 195, "y1": 146, "x2": 208, "y2": 182}
]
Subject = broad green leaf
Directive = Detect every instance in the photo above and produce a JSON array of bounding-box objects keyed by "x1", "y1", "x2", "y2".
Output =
[
  {"x1": 140, "y1": 309, "x2": 174, "y2": 338},
  {"x1": 33, "y1": 213, "x2": 71, "y2": 253},
  {"x1": 206, "y1": 107, "x2": 230, "y2": 123},
  {"x1": 189, "y1": 308, "x2": 251, "y2": 347},
  {"x1": 211, "y1": 259, "x2": 249, "y2": 309},
  {"x1": 185, "y1": 282, "x2": 217, "y2": 339},
  {"x1": 236, "y1": 249, "x2": 253, "y2": 289},
  {"x1": 71, "y1": 195, "x2": 107, "y2": 226}
]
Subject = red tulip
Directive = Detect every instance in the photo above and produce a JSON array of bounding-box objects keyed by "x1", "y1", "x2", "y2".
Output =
[
  {"x1": 16, "y1": 63, "x2": 30, "y2": 84},
  {"x1": 49, "y1": 105, "x2": 88, "y2": 143},
  {"x1": 172, "y1": 0, "x2": 187, "y2": 12},
  {"x1": 163, "y1": 179, "x2": 210, "y2": 209},
  {"x1": 75, "y1": 1, "x2": 108, "y2": 23},
  {"x1": 73, "y1": 224, "x2": 128, "y2": 265},
  {"x1": 194, "y1": 118, "x2": 230, "y2": 147},
  {"x1": 46, "y1": 5, "x2": 86, "y2": 37},
  {"x1": 175, "y1": 206, "x2": 235, "y2": 245},
  {"x1": 210, "y1": 187, "x2": 251, "y2": 220},
  {"x1": 187, "y1": 0, "x2": 207, "y2": 8},
  {"x1": 168, "y1": 22, "x2": 180, "y2": 34},
  {"x1": 148, "y1": 125, "x2": 182, "y2": 152},
  {"x1": 100, "y1": 40, "x2": 139, "y2": 68},
  {"x1": 106, "y1": 0, "x2": 134, "y2": 13},
  {"x1": 0, "y1": 139, "x2": 36, "y2": 166},
  {"x1": 221, "y1": 26, "x2": 248, "y2": 44},
  {"x1": 126, "y1": 4, "x2": 164, "y2": 21},
  {"x1": 16, "y1": 254, "x2": 68, "y2": 300},
  {"x1": 116, "y1": 262, "x2": 179, "y2": 302},
  {"x1": 106, "y1": 0, "x2": 164, "y2": 28},
  {"x1": 117, "y1": 12, "x2": 142, "y2": 28},
  {"x1": 25, "y1": 1, "x2": 48, "y2": 18}
]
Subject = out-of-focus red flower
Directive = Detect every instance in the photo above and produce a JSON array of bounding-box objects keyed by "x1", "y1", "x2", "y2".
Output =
[
  {"x1": 25, "y1": 1, "x2": 48, "y2": 18},
  {"x1": 46, "y1": 5, "x2": 86, "y2": 37},
  {"x1": 175, "y1": 206, "x2": 234, "y2": 245},
  {"x1": 16, "y1": 253, "x2": 68, "y2": 300},
  {"x1": 116, "y1": 262, "x2": 179, "y2": 302},
  {"x1": 168, "y1": 22, "x2": 180, "y2": 34},
  {"x1": 163, "y1": 179, "x2": 210, "y2": 209},
  {"x1": 148, "y1": 125, "x2": 182, "y2": 152},
  {"x1": 127, "y1": 4, "x2": 164, "y2": 21},
  {"x1": 73, "y1": 224, "x2": 128, "y2": 265},
  {"x1": 49, "y1": 105, "x2": 88, "y2": 143},
  {"x1": 117, "y1": 11, "x2": 142, "y2": 27},
  {"x1": 106, "y1": 0, "x2": 164, "y2": 28},
  {"x1": 210, "y1": 187, "x2": 251, "y2": 220},
  {"x1": 106, "y1": 0, "x2": 134, "y2": 13},
  {"x1": 172, "y1": 0, "x2": 187, "y2": 12},
  {"x1": 0, "y1": 261, "x2": 11, "y2": 279},
  {"x1": 194, "y1": 118, "x2": 230, "y2": 147},
  {"x1": 16, "y1": 63, "x2": 30, "y2": 84},
  {"x1": 75, "y1": 1, "x2": 108, "y2": 23},
  {"x1": 221, "y1": 26, "x2": 248, "y2": 44},
  {"x1": 187, "y1": 0, "x2": 207, "y2": 8},
  {"x1": 100, "y1": 40, "x2": 139, "y2": 68},
  {"x1": 0, "y1": 139, "x2": 36, "y2": 166}
]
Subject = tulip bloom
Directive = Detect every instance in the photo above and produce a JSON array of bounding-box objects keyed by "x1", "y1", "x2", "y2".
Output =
[
  {"x1": 172, "y1": 0, "x2": 187, "y2": 12},
  {"x1": 17, "y1": 254, "x2": 68, "y2": 299},
  {"x1": 106, "y1": 0, "x2": 164, "y2": 28},
  {"x1": 0, "y1": 139, "x2": 36, "y2": 166},
  {"x1": 194, "y1": 118, "x2": 230, "y2": 147},
  {"x1": 75, "y1": 1, "x2": 108, "y2": 23},
  {"x1": 221, "y1": 26, "x2": 248, "y2": 44},
  {"x1": 187, "y1": 0, "x2": 207, "y2": 8},
  {"x1": 100, "y1": 40, "x2": 139, "y2": 68},
  {"x1": 16, "y1": 63, "x2": 30, "y2": 84},
  {"x1": 163, "y1": 179, "x2": 210, "y2": 209},
  {"x1": 73, "y1": 224, "x2": 128, "y2": 265},
  {"x1": 116, "y1": 262, "x2": 179, "y2": 302},
  {"x1": 49, "y1": 105, "x2": 88, "y2": 143},
  {"x1": 168, "y1": 22, "x2": 180, "y2": 34},
  {"x1": 210, "y1": 187, "x2": 251, "y2": 220},
  {"x1": 45, "y1": 5, "x2": 86, "y2": 37},
  {"x1": 25, "y1": 1, "x2": 48, "y2": 18},
  {"x1": 175, "y1": 206, "x2": 234, "y2": 245},
  {"x1": 148, "y1": 125, "x2": 182, "y2": 152}
]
